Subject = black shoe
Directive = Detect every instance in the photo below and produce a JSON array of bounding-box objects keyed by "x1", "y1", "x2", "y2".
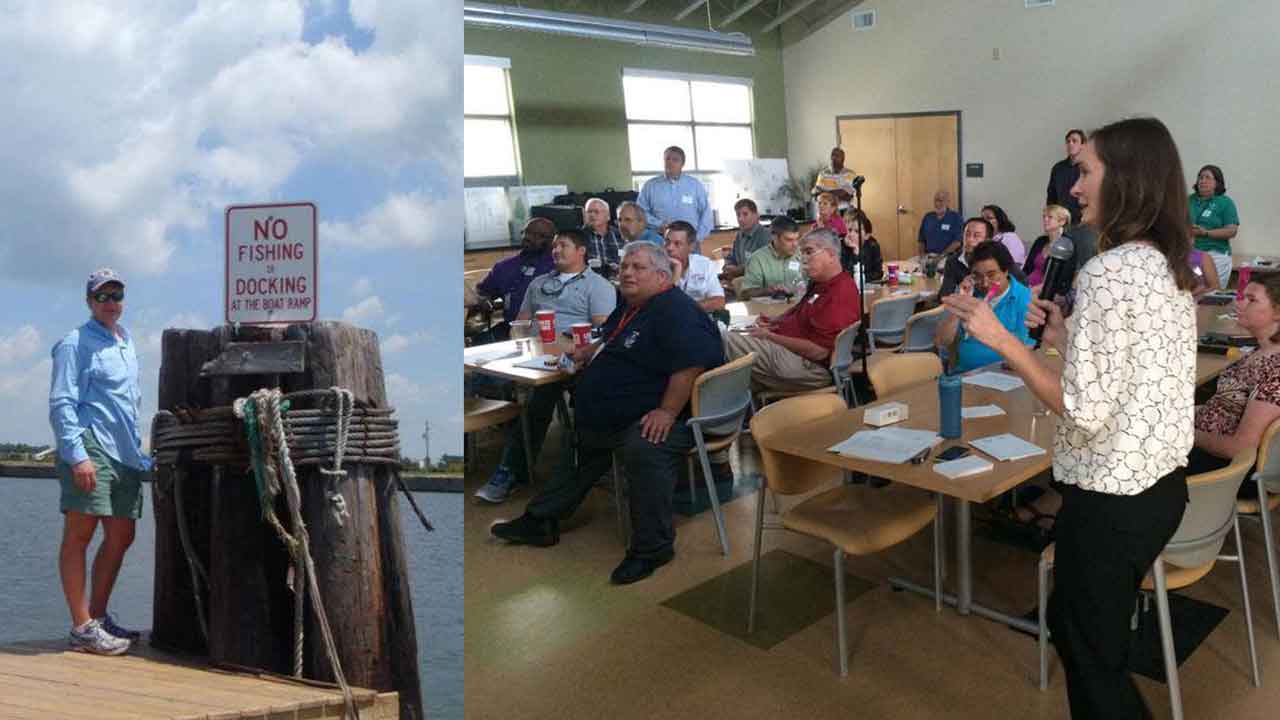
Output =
[
  {"x1": 710, "y1": 462, "x2": 734, "y2": 486},
  {"x1": 490, "y1": 512, "x2": 559, "y2": 547},
  {"x1": 610, "y1": 547, "x2": 675, "y2": 585}
]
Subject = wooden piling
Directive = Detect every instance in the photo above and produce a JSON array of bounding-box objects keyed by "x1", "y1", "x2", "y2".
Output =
[{"x1": 152, "y1": 321, "x2": 423, "y2": 720}]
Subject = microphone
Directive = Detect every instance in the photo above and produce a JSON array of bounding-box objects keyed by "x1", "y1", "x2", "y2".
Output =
[
  {"x1": 1030, "y1": 235, "x2": 1076, "y2": 345},
  {"x1": 850, "y1": 176, "x2": 866, "y2": 188}
]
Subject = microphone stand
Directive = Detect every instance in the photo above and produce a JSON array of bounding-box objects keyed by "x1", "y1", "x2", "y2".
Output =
[{"x1": 853, "y1": 180, "x2": 871, "y2": 389}]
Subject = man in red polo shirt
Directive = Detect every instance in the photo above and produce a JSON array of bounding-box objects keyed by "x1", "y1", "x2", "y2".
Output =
[{"x1": 723, "y1": 228, "x2": 860, "y2": 392}]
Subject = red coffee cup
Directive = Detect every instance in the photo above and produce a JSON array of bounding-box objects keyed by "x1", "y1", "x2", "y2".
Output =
[
  {"x1": 1237, "y1": 266, "x2": 1251, "y2": 301},
  {"x1": 535, "y1": 309, "x2": 556, "y2": 343},
  {"x1": 570, "y1": 322, "x2": 592, "y2": 347}
]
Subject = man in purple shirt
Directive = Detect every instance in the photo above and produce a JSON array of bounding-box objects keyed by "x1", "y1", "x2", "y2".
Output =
[{"x1": 475, "y1": 217, "x2": 556, "y2": 330}]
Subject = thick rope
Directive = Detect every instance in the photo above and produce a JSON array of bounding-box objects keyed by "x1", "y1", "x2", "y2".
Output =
[
  {"x1": 241, "y1": 388, "x2": 360, "y2": 720},
  {"x1": 172, "y1": 464, "x2": 210, "y2": 644},
  {"x1": 319, "y1": 387, "x2": 354, "y2": 527}
]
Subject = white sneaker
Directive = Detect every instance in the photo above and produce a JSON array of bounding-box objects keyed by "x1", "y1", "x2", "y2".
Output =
[{"x1": 69, "y1": 619, "x2": 131, "y2": 656}]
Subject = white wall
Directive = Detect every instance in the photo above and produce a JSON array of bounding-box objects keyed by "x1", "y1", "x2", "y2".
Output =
[{"x1": 783, "y1": 0, "x2": 1279, "y2": 256}]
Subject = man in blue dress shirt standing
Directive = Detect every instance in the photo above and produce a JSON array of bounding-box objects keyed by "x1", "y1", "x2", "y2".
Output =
[
  {"x1": 49, "y1": 268, "x2": 151, "y2": 655},
  {"x1": 637, "y1": 145, "x2": 713, "y2": 250}
]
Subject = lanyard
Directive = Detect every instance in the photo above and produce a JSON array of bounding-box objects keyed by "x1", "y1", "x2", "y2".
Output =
[{"x1": 606, "y1": 304, "x2": 643, "y2": 344}]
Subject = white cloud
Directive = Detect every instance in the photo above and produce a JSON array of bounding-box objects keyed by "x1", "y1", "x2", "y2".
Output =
[
  {"x1": 321, "y1": 190, "x2": 460, "y2": 249},
  {"x1": 0, "y1": 325, "x2": 42, "y2": 366},
  {"x1": 0, "y1": 0, "x2": 460, "y2": 285},
  {"x1": 385, "y1": 372, "x2": 424, "y2": 405},
  {"x1": 351, "y1": 276, "x2": 373, "y2": 297},
  {"x1": 381, "y1": 330, "x2": 432, "y2": 354},
  {"x1": 342, "y1": 295, "x2": 385, "y2": 324}
]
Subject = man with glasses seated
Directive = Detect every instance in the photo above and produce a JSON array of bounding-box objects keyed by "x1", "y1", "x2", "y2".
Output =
[
  {"x1": 723, "y1": 228, "x2": 860, "y2": 393},
  {"x1": 737, "y1": 216, "x2": 804, "y2": 301},
  {"x1": 474, "y1": 228, "x2": 617, "y2": 504},
  {"x1": 581, "y1": 198, "x2": 625, "y2": 278},
  {"x1": 664, "y1": 220, "x2": 724, "y2": 315},
  {"x1": 934, "y1": 241, "x2": 1034, "y2": 373},
  {"x1": 490, "y1": 242, "x2": 724, "y2": 585},
  {"x1": 470, "y1": 217, "x2": 557, "y2": 341}
]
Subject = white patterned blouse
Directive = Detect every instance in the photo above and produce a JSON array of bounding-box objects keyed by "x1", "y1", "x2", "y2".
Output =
[{"x1": 1054, "y1": 242, "x2": 1198, "y2": 495}]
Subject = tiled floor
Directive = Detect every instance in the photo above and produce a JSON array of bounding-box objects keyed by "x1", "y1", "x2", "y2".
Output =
[{"x1": 465, "y1": 419, "x2": 1280, "y2": 719}]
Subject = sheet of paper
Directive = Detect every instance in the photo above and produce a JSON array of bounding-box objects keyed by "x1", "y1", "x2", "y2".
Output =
[
  {"x1": 828, "y1": 427, "x2": 940, "y2": 464},
  {"x1": 961, "y1": 404, "x2": 1006, "y2": 419},
  {"x1": 969, "y1": 433, "x2": 1046, "y2": 462},
  {"x1": 466, "y1": 346, "x2": 522, "y2": 366},
  {"x1": 962, "y1": 371, "x2": 1026, "y2": 392},
  {"x1": 933, "y1": 455, "x2": 995, "y2": 480},
  {"x1": 511, "y1": 355, "x2": 560, "y2": 371}
]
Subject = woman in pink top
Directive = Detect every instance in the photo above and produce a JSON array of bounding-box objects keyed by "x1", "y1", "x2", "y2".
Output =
[
  {"x1": 816, "y1": 192, "x2": 848, "y2": 238},
  {"x1": 1023, "y1": 204, "x2": 1072, "y2": 288},
  {"x1": 981, "y1": 204, "x2": 1026, "y2": 266}
]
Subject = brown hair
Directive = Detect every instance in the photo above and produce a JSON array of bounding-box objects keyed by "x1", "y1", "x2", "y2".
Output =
[
  {"x1": 1087, "y1": 117, "x2": 1196, "y2": 292},
  {"x1": 1250, "y1": 274, "x2": 1280, "y2": 344}
]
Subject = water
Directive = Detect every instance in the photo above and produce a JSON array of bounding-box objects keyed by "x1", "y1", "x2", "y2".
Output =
[{"x1": 0, "y1": 476, "x2": 462, "y2": 720}]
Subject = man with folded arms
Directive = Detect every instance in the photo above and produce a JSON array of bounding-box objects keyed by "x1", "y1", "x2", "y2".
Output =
[
  {"x1": 723, "y1": 229, "x2": 860, "y2": 393},
  {"x1": 664, "y1": 221, "x2": 725, "y2": 314},
  {"x1": 50, "y1": 268, "x2": 150, "y2": 655},
  {"x1": 738, "y1": 216, "x2": 804, "y2": 301},
  {"x1": 491, "y1": 242, "x2": 724, "y2": 584},
  {"x1": 474, "y1": 228, "x2": 616, "y2": 504},
  {"x1": 581, "y1": 197, "x2": 625, "y2": 274}
]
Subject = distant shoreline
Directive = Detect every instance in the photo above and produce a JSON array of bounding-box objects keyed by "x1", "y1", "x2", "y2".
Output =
[{"x1": 0, "y1": 462, "x2": 461, "y2": 492}]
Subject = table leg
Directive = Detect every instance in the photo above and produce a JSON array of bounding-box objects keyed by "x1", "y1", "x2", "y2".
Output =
[
  {"x1": 517, "y1": 386, "x2": 537, "y2": 486},
  {"x1": 956, "y1": 499, "x2": 972, "y2": 615}
]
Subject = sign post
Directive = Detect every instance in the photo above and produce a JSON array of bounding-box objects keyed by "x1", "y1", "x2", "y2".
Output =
[{"x1": 225, "y1": 202, "x2": 318, "y2": 325}]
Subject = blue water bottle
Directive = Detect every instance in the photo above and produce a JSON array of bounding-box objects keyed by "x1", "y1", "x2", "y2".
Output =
[{"x1": 938, "y1": 373, "x2": 962, "y2": 439}]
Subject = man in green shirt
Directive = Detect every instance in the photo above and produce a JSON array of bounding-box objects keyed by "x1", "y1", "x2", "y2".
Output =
[{"x1": 739, "y1": 217, "x2": 804, "y2": 300}]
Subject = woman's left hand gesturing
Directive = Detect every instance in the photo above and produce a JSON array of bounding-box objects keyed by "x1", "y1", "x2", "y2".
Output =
[{"x1": 941, "y1": 292, "x2": 1010, "y2": 349}]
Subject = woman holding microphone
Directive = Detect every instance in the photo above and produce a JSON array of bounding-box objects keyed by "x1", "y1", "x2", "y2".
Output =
[{"x1": 943, "y1": 117, "x2": 1198, "y2": 718}]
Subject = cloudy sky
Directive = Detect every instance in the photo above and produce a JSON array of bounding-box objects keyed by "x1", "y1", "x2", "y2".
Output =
[{"x1": 0, "y1": 0, "x2": 461, "y2": 460}]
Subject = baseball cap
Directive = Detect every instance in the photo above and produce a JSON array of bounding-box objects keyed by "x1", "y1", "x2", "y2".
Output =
[{"x1": 86, "y1": 268, "x2": 126, "y2": 294}]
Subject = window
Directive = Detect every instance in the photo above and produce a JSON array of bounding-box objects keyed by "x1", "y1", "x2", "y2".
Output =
[
  {"x1": 623, "y1": 69, "x2": 754, "y2": 227},
  {"x1": 464, "y1": 55, "x2": 519, "y2": 182}
]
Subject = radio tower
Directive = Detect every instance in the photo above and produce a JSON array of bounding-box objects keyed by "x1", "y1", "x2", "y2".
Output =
[{"x1": 422, "y1": 420, "x2": 431, "y2": 470}]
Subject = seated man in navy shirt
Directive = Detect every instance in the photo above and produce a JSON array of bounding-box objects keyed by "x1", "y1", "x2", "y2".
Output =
[
  {"x1": 491, "y1": 241, "x2": 725, "y2": 585},
  {"x1": 917, "y1": 189, "x2": 963, "y2": 257},
  {"x1": 472, "y1": 217, "x2": 557, "y2": 338}
]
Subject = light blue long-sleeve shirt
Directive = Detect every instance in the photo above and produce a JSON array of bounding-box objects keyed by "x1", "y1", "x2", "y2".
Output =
[
  {"x1": 636, "y1": 173, "x2": 714, "y2": 243},
  {"x1": 49, "y1": 319, "x2": 151, "y2": 471}
]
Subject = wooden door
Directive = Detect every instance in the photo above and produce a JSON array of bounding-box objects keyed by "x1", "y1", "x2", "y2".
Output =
[
  {"x1": 837, "y1": 113, "x2": 959, "y2": 261},
  {"x1": 836, "y1": 117, "x2": 898, "y2": 258}
]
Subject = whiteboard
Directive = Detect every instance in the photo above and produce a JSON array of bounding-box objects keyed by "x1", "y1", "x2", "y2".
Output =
[
  {"x1": 721, "y1": 159, "x2": 792, "y2": 217},
  {"x1": 464, "y1": 187, "x2": 510, "y2": 249}
]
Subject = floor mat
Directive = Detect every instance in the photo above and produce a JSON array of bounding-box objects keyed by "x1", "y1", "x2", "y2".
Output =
[
  {"x1": 661, "y1": 548, "x2": 876, "y2": 651},
  {"x1": 1018, "y1": 592, "x2": 1229, "y2": 683}
]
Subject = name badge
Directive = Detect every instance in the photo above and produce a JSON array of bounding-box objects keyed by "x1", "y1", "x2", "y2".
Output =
[
  {"x1": 1201, "y1": 209, "x2": 1212, "y2": 218},
  {"x1": 522, "y1": 266, "x2": 536, "y2": 276},
  {"x1": 588, "y1": 258, "x2": 602, "y2": 268},
  {"x1": 941, "y1": 224, "x2": 951, "y2": 231},
  {"x1": 681, "y1": 194, "x2": 694, "y2": 205},
  {"x1": 787, "y1": 260, "x2": 800, "y2": 271},
  {"x1": 808, "y1": 294, "x2": 820, "y2": 304}
]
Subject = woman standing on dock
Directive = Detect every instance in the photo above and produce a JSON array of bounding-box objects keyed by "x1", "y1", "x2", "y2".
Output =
[{"x1": 48, "y1": 268, "x2": 150, "y2": 655}]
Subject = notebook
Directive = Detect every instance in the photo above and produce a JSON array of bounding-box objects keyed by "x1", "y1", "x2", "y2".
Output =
[
  {"x1": 961, "y1": 404, "x2": 1006, "y2": 419},
  {"x1": 511, "y1": 355, "x2": 561, "y2": 371},
  {"x1": 969, "y1": 433, "x2": 1046, "y2": 462},
  {"x1": 934, "y1": 455, "x2": 995, "y2": 480},
  {"x1": 962, "y1": 371, "x2": 1026, "y2": 392},
  {"x1": 828, "y1": 426, "x2": 941, "y2": 464}
]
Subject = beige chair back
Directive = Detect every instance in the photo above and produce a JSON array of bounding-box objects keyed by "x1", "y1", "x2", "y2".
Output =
[
  {"x1": 751, "y1": 394, "x2": 847, "y2": 496},
  {"x1": 690, "y1": 353, "x2": 755, "y2": 437},
  {"x1": 1165, "y1": 449, "x2": 1256, "y2": 569},
  {"x1": 1255, "y1": 416, "x2": 1280, "y2": 495},
  {"x1": 868, "y1": 352, "x2": 943, "y2": 398}
]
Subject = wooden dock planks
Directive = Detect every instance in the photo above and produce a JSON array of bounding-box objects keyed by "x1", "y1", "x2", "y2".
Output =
[{"x1": 0, "y1": 637, "x2": 398, "y2": 719}]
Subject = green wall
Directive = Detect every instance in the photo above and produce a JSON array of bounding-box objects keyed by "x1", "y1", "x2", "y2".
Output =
[{"x1": 464, "y1": 21, "x2": 788, "y2": 191}]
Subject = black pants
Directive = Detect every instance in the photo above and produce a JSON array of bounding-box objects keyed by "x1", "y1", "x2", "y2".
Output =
[
  {"x1": 526, "y1": 420, "x2": 694, "y2": 558},
  {"x1": 499, "y1": 383, "x2": 567, "y2": 484},
  {"x1": 1048, "y1": 468, "x2": 1189, "y2": 720}
]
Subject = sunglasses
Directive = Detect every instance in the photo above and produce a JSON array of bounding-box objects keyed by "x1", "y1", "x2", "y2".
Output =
[{"x1": 91, "y1": 290, "x2": 125, "y2": 303}]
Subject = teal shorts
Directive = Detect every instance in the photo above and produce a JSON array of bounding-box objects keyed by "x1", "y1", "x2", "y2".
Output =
[{"x1": 57, "y1": 430, "x2": 146, "y2": 519}]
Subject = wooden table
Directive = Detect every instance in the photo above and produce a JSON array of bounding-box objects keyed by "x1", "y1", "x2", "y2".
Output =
[
  {"x1": 464, "y1": 338, "x2": 573, "y2": 485},
  {"x1": 760, "y1": 351, "x2": 1238, "y2": 631}
]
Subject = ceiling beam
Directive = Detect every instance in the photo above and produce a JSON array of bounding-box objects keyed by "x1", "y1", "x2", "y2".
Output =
[
  {"x1": 759, "y1": 0, "x2": 818, "y2": 32},
  {"x1": 624, "y1": 0, "x2": 649, "y2": 12},
  {"x1": 721, "y1": 0, "x2": 765, "y2": 26},
  {"x1": 674, "y1": 0, "x2": 709, "y2": 20}
]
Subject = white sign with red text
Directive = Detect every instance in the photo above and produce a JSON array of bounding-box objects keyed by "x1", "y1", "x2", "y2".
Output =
[{"x1": 225, "y1": 202, "x2": 318, "y2": 324}]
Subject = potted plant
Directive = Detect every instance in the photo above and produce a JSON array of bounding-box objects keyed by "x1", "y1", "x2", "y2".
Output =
[{"x1": 777, "y1": 164, "x2": 823, "y2": 221}]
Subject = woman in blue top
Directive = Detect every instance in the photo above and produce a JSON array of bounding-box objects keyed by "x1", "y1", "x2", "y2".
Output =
[
  {"x1": 1189, "y1": 164, "x2": 1239, "y2": 289},
  {"x1": 934, "y1": 241, "x2": 1033, "y2": 372}
]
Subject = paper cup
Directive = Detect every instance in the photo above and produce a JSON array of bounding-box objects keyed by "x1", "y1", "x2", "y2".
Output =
[
  {"x1": 571, "y1": 322, "x2": 592, "y2": 347},
  {"x1": 535, "y1": 310, "x2": 556, "y2": 343}
]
